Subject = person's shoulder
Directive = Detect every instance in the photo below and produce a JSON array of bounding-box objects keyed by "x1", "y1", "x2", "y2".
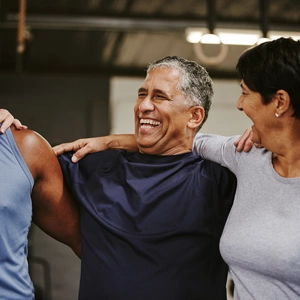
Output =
[
  {"x1": 200, "y1": 158, "x2": 235, "y2": 182},
  {"x1": 80, "y1": 148, "x2": 125, "y2": 162},
  {"x1": 236, "y1": 146, "x2": 271, "y2": 166},
  {"x1": 201, "y1": 158, "x2": 227, "y2": 172},
  {"x1": 11, "y1": 126, "x2": 57, "y2": 178},
  {"x1": 11, "y1": 126, "x2": 50, "y2": 152},
  {"x1": 72, "y1": 149, "x2": 126, "y2": 174}
]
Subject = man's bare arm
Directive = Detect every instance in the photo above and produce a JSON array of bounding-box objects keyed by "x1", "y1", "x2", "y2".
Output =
[{"x1": 12, "y1": 127, "x2": 81, "y2": 257}]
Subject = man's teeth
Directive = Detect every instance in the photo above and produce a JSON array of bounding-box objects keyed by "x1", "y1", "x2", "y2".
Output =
[{"x1": 140, "y1": 119, "x2": 161, "y2": 126}]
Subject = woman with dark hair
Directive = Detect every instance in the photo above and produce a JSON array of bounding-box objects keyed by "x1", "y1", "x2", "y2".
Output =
[{"x1": 192, "y1": 37, "x2": 300, "y2": 299}]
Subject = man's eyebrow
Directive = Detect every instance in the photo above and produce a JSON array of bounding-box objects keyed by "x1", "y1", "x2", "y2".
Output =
[
  {"x1": 138, "y1": 88, "x2": 168, "y2": 96},
  {"x1": 153, "y1": 89, "x2": 166, "y2": 95},
  {"x1": 138, "y1": 87, "x2": 147, "y2": 93}
]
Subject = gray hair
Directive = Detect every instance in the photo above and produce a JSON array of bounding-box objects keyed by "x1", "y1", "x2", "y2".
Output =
[{"x1": 147, "y1": 56, "x2": 214, "y2": 129}]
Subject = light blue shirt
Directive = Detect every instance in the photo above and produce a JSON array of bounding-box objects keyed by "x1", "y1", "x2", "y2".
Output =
[{"x1": 0, "y1": 128, "x2": 34, "y2": 299}]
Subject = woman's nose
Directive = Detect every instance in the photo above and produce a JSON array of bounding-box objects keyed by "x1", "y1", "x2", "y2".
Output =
[{"x1": 237, "y1": 96, "x2": 244, "y2": 111}]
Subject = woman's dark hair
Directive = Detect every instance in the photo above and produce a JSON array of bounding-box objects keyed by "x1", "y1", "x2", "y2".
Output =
[{"x1": 236, "y1": 37, "x2": 300, "y2": 119}]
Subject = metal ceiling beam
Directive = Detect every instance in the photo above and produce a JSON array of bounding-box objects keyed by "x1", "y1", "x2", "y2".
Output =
[
  {"x1": 0, "y1": 65, "x2": 239, "y2": 79},
  {"x1": 3, "y1": 14, "x2": 207, "y2": 31},
  {"x1": 2, "y1": 13, "x2": 299, "y2": 32}
]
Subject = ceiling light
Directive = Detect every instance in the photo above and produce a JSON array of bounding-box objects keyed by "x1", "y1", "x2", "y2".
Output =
[
  {"x1": 200, "y1": 33, "x2": 221, "y2": 44},
  {"x1": 216, "y1": 28, "x2": 262, "y2": 45},
  {"x1": 185, "y1": 28, "x2": 300, "y2": 47},
  {"x1": 268, "y1": 30, "x2": 300, "y2": 41},
  {"x1": 185, "y1": 30, "x2": 202, "y2": 43},
  {"x1": 186, "y1": 27, "x2": 262, "y2": 46},
  {"x1": 257, "y1": 37, "x2": 271, "y2": 44}
]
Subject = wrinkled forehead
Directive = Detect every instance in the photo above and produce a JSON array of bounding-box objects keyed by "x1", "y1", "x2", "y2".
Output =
[{"x1": 143, "y1": 67, "x2": 181, "y2": 91}]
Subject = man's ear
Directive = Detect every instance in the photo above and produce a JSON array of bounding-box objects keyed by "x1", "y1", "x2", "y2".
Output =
[
  {"x1": 187, "y1": 106, "x2": 205, "y2": 129},
  {"x1": 274, "y1": 89, "x2": 290, "y2": 116}
]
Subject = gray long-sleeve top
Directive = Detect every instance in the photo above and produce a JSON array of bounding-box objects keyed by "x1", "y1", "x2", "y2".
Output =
[{"x1": 194, "y1": 133, "x2": 300, "y2": 300}]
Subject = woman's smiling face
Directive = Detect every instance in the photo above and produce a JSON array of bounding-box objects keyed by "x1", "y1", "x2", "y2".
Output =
[{"x1": 237, "y1": 80, "x2": 277, "y2": 148}]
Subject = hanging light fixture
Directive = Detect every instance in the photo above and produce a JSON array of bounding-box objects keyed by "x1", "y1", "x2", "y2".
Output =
[
  {"x1": 268, "y1": 31, "x2": 300, "y2": 41},
  {"x1": 256, "y1": 0, "x2": 272, "y2": 44},
  {"x1": 186, "y1": 27, "x2": 300, "y2": 46},
  {"x1": 191, "y1": 0, "x2": 229, "y2": 65},
  {"x1": 186, "y1": 0, "x2": 300, "y2": 47},
  {"x1": 186, "y1": 27, "x2": 262, "y2": 45}
]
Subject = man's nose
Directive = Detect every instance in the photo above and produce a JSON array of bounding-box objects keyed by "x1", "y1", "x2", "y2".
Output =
[{"x1": 139, "y1": 96, "x2": 154, "y2": 112}]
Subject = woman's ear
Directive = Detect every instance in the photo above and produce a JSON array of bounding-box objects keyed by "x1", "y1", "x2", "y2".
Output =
[
  {"x1": 187, "y1": 106, "x2": 205, "y2": 129},
  {"x1": 274, "y1": 89, "x2": 290, "y2": 116}
]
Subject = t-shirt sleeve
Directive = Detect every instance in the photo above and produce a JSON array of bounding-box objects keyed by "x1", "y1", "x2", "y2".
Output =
[
  {"x1": 57, "y1": 152, "x2": 77, "y2": 189},
  {"x1": 193, "y1": 133, "x2": 240, "y2": 173},
  {"x1": 57, "y1": 152, "x2": 95, "y2": 205}
]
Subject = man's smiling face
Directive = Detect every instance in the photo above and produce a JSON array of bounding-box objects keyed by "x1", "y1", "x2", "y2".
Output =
[{"x1": 134, "y1": 67, "x2": 193, "y2": 155}]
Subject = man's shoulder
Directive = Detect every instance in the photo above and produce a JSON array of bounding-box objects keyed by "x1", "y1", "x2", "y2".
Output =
[
  {"x1": 11, "y1": 127, "x2": 59, "y2": 177},
  {"x1": 11, "y1": 126, "x2": 47, "y2": 149},
  {"x1": 193, "y1": 154, "x2": 224, "y2": 170},
  {"x1": 199, "y1": 157, "x2": 236, "y2": 183},
  {"x1": 81, "y1": 149, "x2": 126, "y2": 162},
  {"x1": 66, "y1": 149, "x2": 126, "y2": 174}
]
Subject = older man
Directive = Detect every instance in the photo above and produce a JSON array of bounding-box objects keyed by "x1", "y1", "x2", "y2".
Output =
[{"x1": 56, "y1": 56, "x2": 236, "y2": 300}]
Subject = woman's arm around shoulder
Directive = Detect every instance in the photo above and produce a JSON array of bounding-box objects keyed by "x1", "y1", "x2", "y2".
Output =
[{"x1": 193, "y1": 132, "x2": 241, "y2": 172}]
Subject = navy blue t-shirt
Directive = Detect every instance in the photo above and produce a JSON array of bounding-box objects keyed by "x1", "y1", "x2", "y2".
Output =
[{"x1": 58, "y1": 150, "x2": 236, "y2": 300}]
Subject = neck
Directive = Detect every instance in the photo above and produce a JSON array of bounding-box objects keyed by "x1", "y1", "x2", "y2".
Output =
[
  {"x1": 272, "y1": 140, "x2": 300, "y2": 178},
  {"x1": 138, "y1": 147, "x2": 192, "y2": 156}
]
